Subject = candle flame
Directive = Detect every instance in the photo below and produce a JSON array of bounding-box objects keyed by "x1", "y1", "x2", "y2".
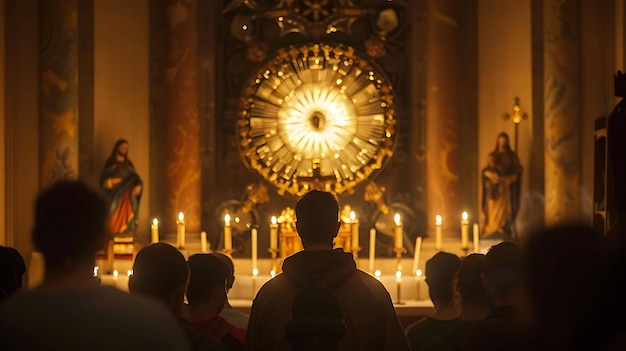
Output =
[
  {"x1": 416, "y1": 269, "x2": 423, "y2": 277},
  {"x1": 394, "y1": 213, "x2": 401, "y2": 226},
  {"x1": 374, "y1": 269, "x2": 382, "y2": 278},
  {"x1": 178, "y1": 212, "x2": 184, "y2": 221},
  {"x1": 350, "y1": 211, "x2": 356, "y2": 221},
  {"x1": 395, "y1": 271, "x2": 402, "y2": 279},
  {"x1": 435, "y1": 215, "x2": 442, "y2": 225},
  {"x1": 93, "y1": 266, "x2": 99, "y2": 277},
  {"x1": 152, "y1": 218, "x2": 158, "y2": 226},
  {"x1": 127, "y1": 270, "x2": 133, "y2": 277},
  {"x1": 225, "y1": 213, "x2": 231, "y2": 224},
  {"x1": 271, "y1": 216, "x2": 277, "y2": 225},
  {"x1": 270, "y1": 270, "x2": 276, "y2": 278},
  {"x1": 252, "y1": 268, "x2": 259, "y2": 276},
  {"x1": 462, "y1": 212, "x2": 469, "y2": 221},
  {"x1": 113, "y1": 270, "x2": 119, "y2": 278}
]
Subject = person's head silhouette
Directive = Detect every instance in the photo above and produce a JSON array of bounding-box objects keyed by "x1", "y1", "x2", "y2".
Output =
[{"x1": 295, "y1": 190, "x2": 340, "y2": 249}]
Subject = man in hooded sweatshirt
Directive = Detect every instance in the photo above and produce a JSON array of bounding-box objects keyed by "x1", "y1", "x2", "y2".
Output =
[{"x1": 246, "y1": 190, "x2": 410, "y2": 351}]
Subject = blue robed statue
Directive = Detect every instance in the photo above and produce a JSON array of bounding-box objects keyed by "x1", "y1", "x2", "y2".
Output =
[{"x1": 100, "y1": 139, "x2": 143, "y2": 235}]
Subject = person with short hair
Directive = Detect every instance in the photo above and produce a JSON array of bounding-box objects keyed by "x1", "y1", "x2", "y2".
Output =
[
  {"x1": 247, "y1": 190, "x2": 409, "y2": 351},
  {"x1": 210, "y1": 252, "x2": 249, "y2": 329},
  {"x1": 405, "y1": 252, "x2": 461, "y2": 351},
  {"x1": 186, "y1": 254, "x2": 246, "y2": 350},
  {"x1": 0, "y1": 181, "x2": 189, "y2": 350},
  {"x1": 129, "y1": 243, "x2": 227, "y2": 351}
]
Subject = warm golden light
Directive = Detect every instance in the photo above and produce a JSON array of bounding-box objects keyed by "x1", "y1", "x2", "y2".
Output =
[
  {"x1": 225, "y1": 214, "x2": 231, "y2": 225},
  {"x1": 93, "y1": 266, "x2": 99, "y2": 277},
  {"x1": 416, "y1": 269, "x2": 423, "y2": 277},
  {"x1": 152, "y1": 218, "x2": 159, "y2": 226},
  {"x1": 271, "y1": 216, "x2": 277, "y2": 225},
  {"x1": 127, "y1": 270, "x2": 133, "y2": 277},
  {"x1": 178, "y1": 212, "x2": 184, "y2": 222},
  {"x1": 395, "y1": 271, "x2": 402, "y2": 279},
  {"x1": 350, "y1": 211, "x2": 356, "y2": 222},
  {"x1": 113, "y1": 270, "x2": 119, "y2": 278},
  {"x1": 394, "y1": 213, "x2": 401, "y2": 226},
  {"x1": 436, "y1": 215, "x2": 442, "y2": 226},
  {"x1": 252, "y1": 268, "x2": 259, "y2": 276},
  {"x1": 374, "y1": 270, "x2": 382, "y2": 278},
  {"x1": 462, "y1": 212, "x2": 469, "y2": 222},
  {"x1": 270, "y1": 270, "x2": 276, "y2": 278}
]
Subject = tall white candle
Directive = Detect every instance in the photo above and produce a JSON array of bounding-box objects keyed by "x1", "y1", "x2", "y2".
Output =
[
  {"x1": 177, "y1": 212, "x2": 185, "y2": 248},
  {"x1": 369, "y1": 228, "x2": 376, "y2": 273},
  {"x1": 394, "y1": 213, "x2": 403, "y2": 250},
  {"x1": 251, "y1": 227, "x2": 258, "y2": 272},
  {"x1": 200, "y1": 231, "x2": 207, "y2": 253},
  {"x1": 412, "y1": 236, "x2": 422, "y2": 275},
  {"x1": 461, "y1": 212, "x2": 469, "y2": 250},
  {"x1": 151, "y1": 218, "x2": 159, "y2": 244},
  {"x1": 473, "y1": 223, "x2": 480, "y2": 253},
  {"x1": 350, "y1": 211, "x2": 359, "y2": 249},
  {"x1": 435, "y1": 215, "x2": 442, "y2": 251},
  {"x1": 270, "y1": 216, "x2": 278, "y2": 251},
  {"x1": 224, "y1": 214, "x2": 232, "y2": 252}
]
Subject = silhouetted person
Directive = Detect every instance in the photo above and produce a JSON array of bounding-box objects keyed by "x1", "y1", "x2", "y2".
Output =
[
  {"x1": 247, "y1": 190, "x2": 409, "y2": 351},
  {"x1": 425, "y1": 253, "x2": 489, "y2": 350},
  {"x1": 463, "y1": 241, "x2": 532, "y2": 350},
  {"x1": 0, "y1": 181, "x2": 189, "y2": 350},
  {"x1": 0, "y1": 246, "x2": 25, "y2": 303},
  {"x1": 129, "y1": 243, "x2": 226, "y2": 351},
  {"x1": 524, "y1": 225, "x2": 607, "y2": 350},
  {"x1": 405, "y1": 252, "x2": 461, "y2": 351},
  {"x1": 186, "y1": 254, "x2": 246, "y2": 350},
  {"x1": 285, "y1": 277, "x2": 346, "y2": 351},
  {"x1": 211, "y1": 252, "x2": 249, "y2": 329}
]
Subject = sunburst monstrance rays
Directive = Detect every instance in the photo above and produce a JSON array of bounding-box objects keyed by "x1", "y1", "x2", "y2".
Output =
[{"x1": 239, "y1": 44, "x2": 396, "y2": 196}]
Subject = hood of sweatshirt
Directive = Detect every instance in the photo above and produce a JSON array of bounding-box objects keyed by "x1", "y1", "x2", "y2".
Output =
[{"x1": 281, "y1": 249, "x2": 356, "y2": 289}]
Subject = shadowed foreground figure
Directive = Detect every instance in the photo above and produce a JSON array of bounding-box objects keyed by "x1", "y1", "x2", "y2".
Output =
[
  {"x1": 211, "y1": 252, "x2": 250, "y2": 329},
  {"x1": 247, "y1": 190, "x2": 410, "y2": 351},
  {"x1": 0, "y1": 246, "x2": 25, "y2": 303},
  {"x1": 130, "y1": 243, "x2": 227, "y2": 351},
  {"x1": 0, "y1": 181, "x2": 189, "y2": 350},
  {"x1": 405, "y1": 252, "x2": 461, "y2": 351}
]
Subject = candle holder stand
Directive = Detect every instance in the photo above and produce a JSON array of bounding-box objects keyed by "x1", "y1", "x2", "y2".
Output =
[{"x1": 393, "y1": 247, "x2": 405, "y2": 271}]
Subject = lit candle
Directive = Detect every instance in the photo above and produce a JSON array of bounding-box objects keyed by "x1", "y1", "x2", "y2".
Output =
[
  {"x1": 415, "y1": 269, "x2": 423, "y2": 300},
  {"x1": 435, "y1": 215, "x2": 443, "y2": 251},
  {"x1": 224, "y1": 214, "x2": 232, "y2": 252},
  {"x1": 151, "y1": 218, "x2": 159, "y2": 244},
  {"x1": 93, "y1": 266, "x2": 99, "y2": 277},
  {"x1": 374, "y1": 269, "x2": 382, "y2": 280},
  {"x1": 127, "y1": 269, "x2": 133, "y2": 277},
  {"x1": 200, "y1": 231, "x2": 208, "y2": 253},
  {"x1": 412, "y1": 236, "x2": 422, "y2": 275},
  {"x1": 113, "y1": 269, "x2": 119, "y2": 288},
  {"x1": 461, "y1": 212, "x2": 469, "y2": 250},
  {"x1": 270, "y1": 270, "x2": 276, "y2": 278},
  {"x1": 350, "y1": 211, "x2": 359, "y2": 250},
  {"x1": 394, "y1": 213, "x2": 403, "y2": 250},
  {"x1": 369, "y1": 228, "x2": 376, "y2": 274},
  {"x1": 473, "y1": 223, "x2": 480, "y2": 253},
  {"x1": 177, "y1": 212, "x2": 185, "y2": 248},
  {"x1": 251, "y1": 227, "x2": 258, "y2": 273},
  {"x1": 270, "y1": 216, "x2": 278, "y2": 251},
  {"x1": 395, "y1": 270, "x2": 403, "y2": 304}
]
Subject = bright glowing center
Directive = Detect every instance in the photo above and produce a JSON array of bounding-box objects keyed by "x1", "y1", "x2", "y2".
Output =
[{"x1": 278, "y1": 83, "x2": 357, "y2": 159}]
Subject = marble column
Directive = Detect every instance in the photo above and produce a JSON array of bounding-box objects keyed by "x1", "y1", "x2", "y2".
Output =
[
  {"x1": 165, "y1": 0, "x2": 201, "y2": 233},
  {"x1": 544, "y1": 0, "x2": 581, "y2": 225},
  {"x1": 39, "y1": 0, "x2": 79, "y2": 187},
  {"x1": 426, "y1": 0, "x2": 460, "y2": 236}
]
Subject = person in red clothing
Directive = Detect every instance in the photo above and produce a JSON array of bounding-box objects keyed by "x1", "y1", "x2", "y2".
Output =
[{"x1": 186, "y1": 254, "x2": 246, "y2": 351}]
